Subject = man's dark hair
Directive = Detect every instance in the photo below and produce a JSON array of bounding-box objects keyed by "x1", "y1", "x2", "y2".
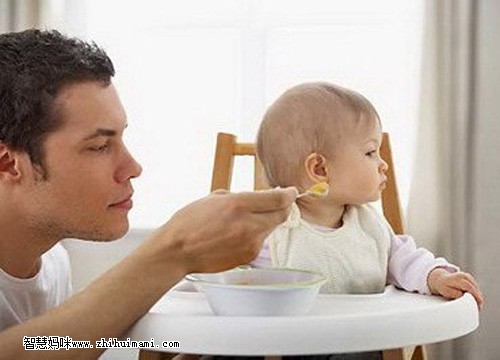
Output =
[{"x1": 0, "y1": 29, "x2": 115, "y2": 170}]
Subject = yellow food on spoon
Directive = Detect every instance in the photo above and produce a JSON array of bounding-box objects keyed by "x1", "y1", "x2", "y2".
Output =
[
  {"x1": 308, "y1": 182, "x2": 329, "y2": 197},
  {"x1": 296, "y1": 182, "x2": 330, "y2": 199}
]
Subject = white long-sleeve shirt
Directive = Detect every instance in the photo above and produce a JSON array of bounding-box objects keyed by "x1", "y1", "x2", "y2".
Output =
[{"x1": 252, "y1": 203, "x2": 457, "y2": 294}]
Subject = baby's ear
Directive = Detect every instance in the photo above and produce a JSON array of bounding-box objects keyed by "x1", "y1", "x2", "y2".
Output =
[{"x1": 304, "y1": 152, "x2": 328, "y2": 181}]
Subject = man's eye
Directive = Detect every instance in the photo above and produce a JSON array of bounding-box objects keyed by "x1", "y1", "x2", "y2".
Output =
[{"x1": 91, "y1": 144, "x2": 109, "y2": 152}]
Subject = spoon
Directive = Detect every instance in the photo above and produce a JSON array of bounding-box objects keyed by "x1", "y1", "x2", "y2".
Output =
[{"x1": 296, "y1": 182, "x2": 330, "y2": 199}]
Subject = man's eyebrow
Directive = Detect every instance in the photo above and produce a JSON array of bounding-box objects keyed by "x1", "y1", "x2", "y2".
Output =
[{"x1": 83, "y1": 128, "x2": 118, "y2": 141}]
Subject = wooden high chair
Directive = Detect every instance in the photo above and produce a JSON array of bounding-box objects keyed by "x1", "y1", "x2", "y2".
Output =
[{"x1": 209, "y1": 132, "x2": 427, "y2": 360}]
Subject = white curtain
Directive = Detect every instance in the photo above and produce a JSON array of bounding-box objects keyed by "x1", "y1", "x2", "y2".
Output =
[
  {"x1": 0, "y1": 1, "x2": 10, "y2": 32},
  {"x1": 408, "y1": 0, "x2": 500, "y2": 359},
  {"x1": 469, "y1": 0, "x2": 500, "y2": 359},
  {"x1": 0, "y1": 0, "x2": 65, "y2": 33},
  {"x1": 0, "y1": 0, "x2": 40, "y2": 32}
]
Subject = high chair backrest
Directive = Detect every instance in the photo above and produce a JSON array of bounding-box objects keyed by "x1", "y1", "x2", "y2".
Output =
[{"x1": 210, "y1": 132, "x2": 405, "y2": 234}]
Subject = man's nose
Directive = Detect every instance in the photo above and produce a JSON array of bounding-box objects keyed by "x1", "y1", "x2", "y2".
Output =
[
  {"x1": 115, "y1": 149, "x2": 143, "y2": 183},
  {"x1": 128, "y1": 155, "x2": 143, "y2": 179}
]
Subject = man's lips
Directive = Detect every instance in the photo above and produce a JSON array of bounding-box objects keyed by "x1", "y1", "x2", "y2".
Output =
[{"x1": 109, "y1": 194, "x2": 133, "y2": 209}]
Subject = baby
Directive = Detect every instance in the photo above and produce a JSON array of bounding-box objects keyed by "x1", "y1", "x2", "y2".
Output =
[{"x1": 253, "y1": 82, "x2": 484, "y2": 307}]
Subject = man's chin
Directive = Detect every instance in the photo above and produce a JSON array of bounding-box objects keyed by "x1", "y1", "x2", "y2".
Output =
[
  {"x1": 73, "y1": 222, "x2": 130, "y2": 242},
  {"x1": 104, "y1": 223, "x2": 130, "y2": 241}
]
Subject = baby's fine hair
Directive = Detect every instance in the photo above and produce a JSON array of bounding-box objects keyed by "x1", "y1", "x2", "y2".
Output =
[{"x1": 256, "y1": 82, "x2": 379, "y2": 188}]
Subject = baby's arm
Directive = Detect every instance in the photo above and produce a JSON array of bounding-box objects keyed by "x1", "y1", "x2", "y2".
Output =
[
  {"x1": 387, "y1": 235, "x2": 484, "y2": 308},
  {"x1": 387, "y1": 234, "x2": 457, "y2": 293}
]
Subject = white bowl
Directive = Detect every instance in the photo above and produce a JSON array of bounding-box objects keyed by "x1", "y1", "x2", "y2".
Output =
[{"x1": 185, "y1": 268, "x2": 326, "y2": 316}]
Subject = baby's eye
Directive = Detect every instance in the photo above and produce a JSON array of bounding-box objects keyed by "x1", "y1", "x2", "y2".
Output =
[{"x1": 366, "y1": 150, "x2": 377, "y2": 157}]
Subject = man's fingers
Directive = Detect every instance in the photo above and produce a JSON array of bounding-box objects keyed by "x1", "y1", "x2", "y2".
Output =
[
  {"x1": 247, "y1": 210, "x2": 289, "y2": 235},
  {"x1": 232, "y1": 187, "x2": 298, "y2": 213}
]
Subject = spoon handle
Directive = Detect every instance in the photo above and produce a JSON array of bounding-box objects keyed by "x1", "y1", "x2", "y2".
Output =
[{"x1": 296, "y1": 191, "x2": 312, "y2": 199}]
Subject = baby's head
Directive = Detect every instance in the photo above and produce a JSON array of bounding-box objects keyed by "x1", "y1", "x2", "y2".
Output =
[{"x1": 257, "y1": 82, "x2": 387, "y2": 204}]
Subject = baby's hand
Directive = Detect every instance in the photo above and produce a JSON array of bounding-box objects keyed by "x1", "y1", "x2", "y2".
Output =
[{"x1": 427, "y1": 268, "x2": 484, "y2": 310}]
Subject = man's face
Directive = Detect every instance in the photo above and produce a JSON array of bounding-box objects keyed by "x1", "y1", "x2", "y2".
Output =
[{"x1": 18, "y1": 81, "x2": 142, "y2": 241}]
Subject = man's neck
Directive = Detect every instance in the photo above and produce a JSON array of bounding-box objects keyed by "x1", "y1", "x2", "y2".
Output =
[
  {"x1": 0, "y1": 218, "x2": 58, "y2": 279},
  {"x1": 0, "y1": 257, "x2": 42, "y2": 279}
]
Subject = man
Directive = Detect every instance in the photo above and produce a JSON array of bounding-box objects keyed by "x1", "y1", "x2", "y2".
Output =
[{"x1": 0, "y1": 29, "x2": 296, "y2": 358}]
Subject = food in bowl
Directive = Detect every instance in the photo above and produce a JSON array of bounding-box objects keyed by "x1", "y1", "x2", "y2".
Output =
[{"x1": 185, "y1": 268, "x2": 326, "y2": 316}]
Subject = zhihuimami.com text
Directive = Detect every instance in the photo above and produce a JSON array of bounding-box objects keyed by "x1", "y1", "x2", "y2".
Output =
[{"x1": 23, "y1": 336, "x2": 180, "y2": 350}]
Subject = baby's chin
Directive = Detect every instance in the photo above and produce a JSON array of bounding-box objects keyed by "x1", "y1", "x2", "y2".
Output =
[{"x1": 361, "y1": 193, "x2": 382, "y2": 204}]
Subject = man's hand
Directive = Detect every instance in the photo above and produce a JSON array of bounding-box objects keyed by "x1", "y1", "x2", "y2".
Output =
[
  {"x1": 427, "y1": 268, "x2": 484, "y2": 309},
  {"x1": 150, "y1": 187, "x2": 298, "y2": 275}
]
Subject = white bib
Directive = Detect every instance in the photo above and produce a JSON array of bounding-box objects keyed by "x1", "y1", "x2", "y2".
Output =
[{"x1": 270, "y1": 203, "x2": 391, "y2": 294}]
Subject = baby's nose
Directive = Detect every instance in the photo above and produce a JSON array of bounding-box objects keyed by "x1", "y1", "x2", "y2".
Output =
[{"x1": 380, "y1": 159, "x2": 389, "y2": 172}]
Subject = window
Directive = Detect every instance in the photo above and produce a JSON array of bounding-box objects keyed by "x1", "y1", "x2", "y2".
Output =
[{"x1": 62, "y1": 0, "x2": 424, "y2": 228}]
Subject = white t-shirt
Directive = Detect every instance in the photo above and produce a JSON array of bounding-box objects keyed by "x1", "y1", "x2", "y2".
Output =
[{"x1": 0, "y1": 243, "x2": 72, "y2": 330}]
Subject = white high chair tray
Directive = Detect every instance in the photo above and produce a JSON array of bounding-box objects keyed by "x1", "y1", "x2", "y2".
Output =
[{"x1": 127, "y1": 283, "x2": 478, "y2": 355}]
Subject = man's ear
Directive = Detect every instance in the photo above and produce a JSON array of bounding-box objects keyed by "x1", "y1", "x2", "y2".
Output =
[
  {"x1": 304, "y1": 152, "x2": 329, "y2": 183},
  {"x1": 0, "y1": 143, "x2": 21, "y2": 181}
]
